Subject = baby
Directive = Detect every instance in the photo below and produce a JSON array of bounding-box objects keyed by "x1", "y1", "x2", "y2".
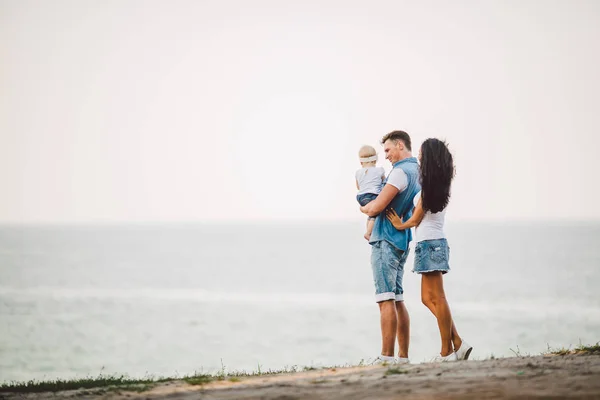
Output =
[{"x1": 355, "y1": 145, "x2": 385, "y2": 240}]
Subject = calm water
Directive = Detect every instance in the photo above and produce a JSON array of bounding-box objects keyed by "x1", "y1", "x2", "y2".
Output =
[{"x1": 1, "y1": 222, "x2": 599, "y2": 383}]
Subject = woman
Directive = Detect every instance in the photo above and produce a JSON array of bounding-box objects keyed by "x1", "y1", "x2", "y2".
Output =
[{"x1": 386, "y1": 138, "x2": 472, "y2": 361}]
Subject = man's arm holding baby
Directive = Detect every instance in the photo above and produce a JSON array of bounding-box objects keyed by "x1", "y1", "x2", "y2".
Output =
[
  {"x1": 360, "y1": 184, "x2": 399, "y2": 217},
  {"x1": 360, "y1": 168, "x2": 407, "y2": 217}
]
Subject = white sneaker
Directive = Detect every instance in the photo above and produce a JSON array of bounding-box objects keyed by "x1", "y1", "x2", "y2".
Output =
[
  {"x1": 432, "y1": 352, "x2": 458, "y2": 362},
  {"x1": 455, "y1": 340, "x2": 473, "y2": 361},
  {"x1": 396, "y1": 357, "x2": 410, "y2": 364},
  {"x1": 371, "y1": 355, "x2": 396, "y2": 365}
]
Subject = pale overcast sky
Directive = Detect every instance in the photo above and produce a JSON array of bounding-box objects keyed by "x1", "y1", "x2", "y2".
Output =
[{"x1": 1, "y1": 0, "x2": 599, "y2": 223}]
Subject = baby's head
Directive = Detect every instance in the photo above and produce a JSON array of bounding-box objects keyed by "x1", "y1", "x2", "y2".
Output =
[{"x1": 358, "y1": 145, "x2": 378, "y2": 167}]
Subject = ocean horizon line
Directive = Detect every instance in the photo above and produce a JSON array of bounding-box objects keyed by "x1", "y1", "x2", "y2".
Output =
[{"x1": 1, "y1": 218, "x2": 599, "y2": 228}]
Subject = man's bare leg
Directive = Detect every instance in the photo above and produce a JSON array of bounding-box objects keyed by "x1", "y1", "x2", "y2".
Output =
[
  {"x1": 378, "y1": 300, "x2": 397, "y2": 356},
  {"x1": 395, "y1": 301, "x2": 410, "y2": 358}
]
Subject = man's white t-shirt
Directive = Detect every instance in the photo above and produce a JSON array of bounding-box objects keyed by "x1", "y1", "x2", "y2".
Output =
[
  {"x1": 385, "y1": 168, "x2": 408, "y2": 192},
  {"x1": 413, "y1": 190, "x2": 446, "y2": 242}
]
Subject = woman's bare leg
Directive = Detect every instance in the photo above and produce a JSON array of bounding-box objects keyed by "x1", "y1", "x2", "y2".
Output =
[{"x1": 421, "y1": 272, "x2": 461, "y2": 356}]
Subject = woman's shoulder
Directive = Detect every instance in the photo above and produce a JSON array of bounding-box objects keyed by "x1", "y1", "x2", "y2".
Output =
[{"x1": 413, "y1": 190, "x2": 422, "y2": 207}]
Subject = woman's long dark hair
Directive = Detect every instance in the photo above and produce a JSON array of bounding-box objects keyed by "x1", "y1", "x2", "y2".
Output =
[{"x1": 419, "y1": 138, "x2": 455, "y2": 213}]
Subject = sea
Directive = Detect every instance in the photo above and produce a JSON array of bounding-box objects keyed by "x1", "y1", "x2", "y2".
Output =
[{"x1": 1, "y1": 221, "x2": 599, "y2": 383}]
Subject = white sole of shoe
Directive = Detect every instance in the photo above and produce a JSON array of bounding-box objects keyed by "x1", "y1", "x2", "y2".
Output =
[
  {"x1": 463, "y1": 346, "x2": 473, "y2": 360},
  {"x1": 458, "y1": 346, "x2": 473, "y2": 360}
]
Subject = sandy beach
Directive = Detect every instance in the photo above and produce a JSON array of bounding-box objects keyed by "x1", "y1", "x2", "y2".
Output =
[{"x1": 4, "y1": 353, "x2": 599, "y2": 399}]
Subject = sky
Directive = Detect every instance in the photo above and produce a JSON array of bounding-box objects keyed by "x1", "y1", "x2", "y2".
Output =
[{"x1": 1, "y1": 0, "x2": 599, "y2": 223}]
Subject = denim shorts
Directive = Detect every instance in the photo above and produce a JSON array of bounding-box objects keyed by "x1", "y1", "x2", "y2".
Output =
[
  {"x1": 413, "y1": 238, "x2": 450, "y2": 274},
  {"x1": 357, "y1": 192, "x2": 378, "y2": 207},
  {"x1": 370, "y1": 240, "x2": 409, "y2": 302}
]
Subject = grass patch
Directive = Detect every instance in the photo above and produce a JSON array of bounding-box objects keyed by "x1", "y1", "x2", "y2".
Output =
[
  {"x1": 509, "y1": 345, "x2": 530, "y2": 358},
  {"x1": 548, "y1": 346, "x2": 571, "y2": 356},
  {"x1": 1, "y1": 363, "x2": 355, "y2": 394},
  {"x1": 108, "y1": 384, "x2": 154, "y2": 393},
  {"x1": 0, "y1": 375, "x2": 161, "y2": 394},
  {"x1": 183, "y1": 374, "x2": 213, "y2": 386},
  {"x1": 546, "y1": 342, "x2": 600, "y2": 356},
  {"x1": 576, "y1": 343, "x2": 600, "y2": 354},
  {"x1": 385, "y1": 367, "x2": 409, "y2": 376}
]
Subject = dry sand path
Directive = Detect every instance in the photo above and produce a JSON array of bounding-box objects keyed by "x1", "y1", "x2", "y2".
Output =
[{"x1": 4, "y1": 354, "x2": 600, "y2": 399}]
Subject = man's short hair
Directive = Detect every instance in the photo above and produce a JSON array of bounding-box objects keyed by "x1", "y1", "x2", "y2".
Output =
[{"x1": 381, "y1": 130, "x2": 412, "y2": 151}]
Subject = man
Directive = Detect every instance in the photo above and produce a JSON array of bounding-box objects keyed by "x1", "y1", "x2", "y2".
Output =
[{"x1": 360, "y1": 130, "x2": 421, "y2": 364}]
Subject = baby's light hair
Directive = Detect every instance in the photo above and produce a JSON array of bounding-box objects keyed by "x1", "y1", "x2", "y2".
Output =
[
  {"x1": 358, "y1": 145, "x2": 378, "y2": 166},
  {"x1": 358, "y1": 145, "x2": 377, "y2": 158}
]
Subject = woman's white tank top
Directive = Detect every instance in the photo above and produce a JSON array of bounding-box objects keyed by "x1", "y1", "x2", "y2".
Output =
[{"x1": 413, "y1": 191, "x2": 446, "y2": 243}]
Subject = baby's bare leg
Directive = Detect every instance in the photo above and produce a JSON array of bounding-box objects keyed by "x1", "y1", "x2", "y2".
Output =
[{"x1": 364, "y1": 218, "x2": 374, "y2": 241}]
